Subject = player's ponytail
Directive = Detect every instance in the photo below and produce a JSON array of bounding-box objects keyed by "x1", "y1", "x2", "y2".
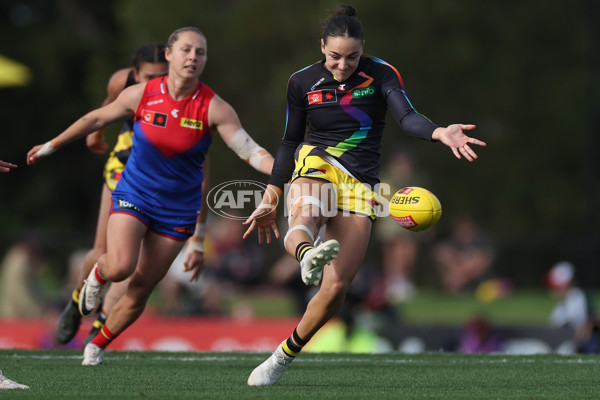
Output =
[{"x1": 322, "y1": 4, "x2": 364, "y2": 44}]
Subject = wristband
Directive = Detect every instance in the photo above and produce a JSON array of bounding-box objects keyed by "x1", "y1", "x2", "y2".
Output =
[{"x1": 34, "y1": 141, "x2": 56, "y2": 159}]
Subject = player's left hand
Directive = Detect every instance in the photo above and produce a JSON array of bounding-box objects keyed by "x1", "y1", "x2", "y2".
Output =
[
  {"x1": 433, "y1": 124, "x2": 486, "y2": 161},
  {"x1": 183, "y1": 237, "x2": 205, "y2": 282}
]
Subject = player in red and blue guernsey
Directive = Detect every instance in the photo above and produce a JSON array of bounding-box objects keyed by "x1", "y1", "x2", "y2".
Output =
[{"x1": 27, "y1": 27, "x2": 274, "y2": 366}]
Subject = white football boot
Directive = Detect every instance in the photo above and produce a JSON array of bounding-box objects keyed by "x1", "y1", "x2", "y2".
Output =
[
  {"x1": 79, "y1": 265, "x2": 107, "y2": 317},
  {"x1": 300, "y1": 239, "x2": 339, "y2": 286},
  {"x1": 82, "y1": 343, "x2": 105, "y2": 366},
  {"x1": 0, "y1": 370, "x2": 29, "y2": 389},
  {"x1": 247, "y1": 342, "x2": 295, "y2": 386}
]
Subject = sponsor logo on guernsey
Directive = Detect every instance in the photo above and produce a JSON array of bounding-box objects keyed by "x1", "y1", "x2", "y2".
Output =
[
  {"x1": 114, "y1": 198, "x2": 147, "y2": 216},
  {"x1": 310, "y1": 77, "x2": 325, "y2": 91},
  {"x1": 180, "y1": 118, "x2": 203, "y2": 130},
  {"x1": 307, "y1": 89, "x2": 337, "y2": 105},
  {"x1": 147, "y1": 99, "x2": 163, "y2": 106},
  {"x1": 141, "y1": 109, "x2": 167, "y2": 127},
  {"x1": 351, "y1": 85, "x2": 376, "y2": 99}
]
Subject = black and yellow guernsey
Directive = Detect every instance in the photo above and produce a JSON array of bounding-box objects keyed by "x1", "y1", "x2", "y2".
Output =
[{"x1": 269, "y1": 56, "x2": 439, "y2": 189}]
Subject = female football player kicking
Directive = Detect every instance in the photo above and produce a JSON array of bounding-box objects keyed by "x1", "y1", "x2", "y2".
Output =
[{"x1": 243, "y1": 4, "x2": 486, "y2": 386}]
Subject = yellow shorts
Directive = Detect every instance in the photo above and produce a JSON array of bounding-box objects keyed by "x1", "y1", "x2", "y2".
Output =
[
  {"x1": 103, "y1": 130, "x2": 134, "y2": 191},
  {"x1": 290, "y1": 144, "x2": 379, "y2": 221}
]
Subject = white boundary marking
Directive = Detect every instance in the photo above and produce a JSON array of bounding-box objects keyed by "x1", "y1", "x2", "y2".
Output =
[{"x1": 0, "y1": 352, "x2": 598, "y2": 364}]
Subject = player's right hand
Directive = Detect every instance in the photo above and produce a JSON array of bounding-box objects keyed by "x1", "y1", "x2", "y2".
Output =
[
  {"x1": 183, "y1": 239, "x2": 205, "y2": 282},
  {"x1": 243, "y1": 201, "x2": 279, "y2": 244},
  {"x1": 27, "y1": 141, "x2": 55, "y2": 165}
]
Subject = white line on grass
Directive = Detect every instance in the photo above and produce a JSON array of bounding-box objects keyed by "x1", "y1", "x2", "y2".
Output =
[{"x1": 1, "y1": 352, "x2": 599, "y2": 364}]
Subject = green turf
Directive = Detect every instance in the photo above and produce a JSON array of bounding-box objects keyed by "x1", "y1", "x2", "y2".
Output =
[{"x1": 1, "y1": 350, "x2": 599, "y2": 399}]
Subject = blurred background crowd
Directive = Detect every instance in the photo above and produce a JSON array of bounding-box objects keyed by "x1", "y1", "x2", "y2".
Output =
[{"x1": 0, "y1": 0, "x2": 598, "y2": 354}]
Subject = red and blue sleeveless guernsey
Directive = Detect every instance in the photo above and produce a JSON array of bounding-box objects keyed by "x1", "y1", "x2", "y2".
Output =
[{"x1": 113, "y1": 76, "x2": 215, "y2": 218}]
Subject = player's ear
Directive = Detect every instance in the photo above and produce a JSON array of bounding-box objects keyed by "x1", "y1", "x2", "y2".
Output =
[{"x1": 320, "y1": 38, "x2": 326, "y2": 55}]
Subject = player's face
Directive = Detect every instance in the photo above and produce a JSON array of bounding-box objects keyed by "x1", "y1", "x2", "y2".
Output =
[
  {"x1": 321, "y1": 36, "x2": 364, "y2": 82},
  {"x1": 165, "y1": 31, "x2": 207, "y2": 80},
  {"x1": 134, "y1": 62, "x2": 169, "y2": 83}
]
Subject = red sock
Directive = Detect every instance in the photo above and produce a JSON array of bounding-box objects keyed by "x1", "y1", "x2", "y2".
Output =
[
  {"x1": 94, "y1": 264, "x2": 108, "y2": 284},
  {"x1": 91, "y1": 324, "x2": 116, "y2": 349}
]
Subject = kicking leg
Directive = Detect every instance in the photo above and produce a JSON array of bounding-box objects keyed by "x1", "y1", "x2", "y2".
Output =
[{"x1": 248, "y1": 213, "x2": 371, "y2": 385}]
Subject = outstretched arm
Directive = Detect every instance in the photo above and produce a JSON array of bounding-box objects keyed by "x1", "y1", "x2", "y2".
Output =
[
  {"x1": 27, "y1": 83, "x2": 144, "y2": 165},
  {"x1": 208, "y1": 95, "x2": 274, "y2": 175},
  {"x1": 387, "y1": 89, "x2": 486, "y2": 161},
  {"x1": 86, "y1": 68, "x2": 131, "y2": 154}
]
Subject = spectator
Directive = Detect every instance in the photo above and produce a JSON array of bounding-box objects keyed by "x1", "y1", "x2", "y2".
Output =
[
  {"x1": 458, "y1": 315, "x2": 504, "y2": 353},
  {"x1": 0, "y1": 238, "x2": 45, "y2": 317},
  {"x1": 431, "y1": 215, "x2": 495, "y2": 294},
  {"x1": 375, "y1": 150, "x2": 431, "y2": 302},
  {"x1": 546, "y1": 261, "x2": 597, "y2": 353}
]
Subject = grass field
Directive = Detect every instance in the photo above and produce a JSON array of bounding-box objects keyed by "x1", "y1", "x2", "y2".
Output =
[{"x1": 1, "y1": 350, "x2": 599, "y2": 399}]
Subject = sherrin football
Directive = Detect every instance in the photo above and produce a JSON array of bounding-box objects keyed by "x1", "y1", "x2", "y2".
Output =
[{"x1": 389, "y1": 187, "x2": 442, "y2": 231}]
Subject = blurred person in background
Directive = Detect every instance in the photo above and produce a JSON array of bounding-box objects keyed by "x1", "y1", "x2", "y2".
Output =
[
  {"x1": 55, "y1": 43, "x2": 169, "y2": 347},
  {"x1": 431, "y1": 215, "x2": 496, "y2": 294},
  {"x1": 0, "y1": 235, "x2": 46, "y2": 318},
  {"x1": 458, "y1": 315, "x2": 504, "y2": 354},
  {"x1": 546, "y1": 261, "x2": 598, "y2": 353},
  {"x1": 243, "y1": 4, "x2": 486, "y2": 386},
  {"x1": 375, "y1": 150, "x2": 432, "y2": 303},
  {"x1": 0, "y1": 160, "x2": 17, "y2": 172},
  {"x1": 27, "y1": 26, "x2": 274, "y2": 366}
]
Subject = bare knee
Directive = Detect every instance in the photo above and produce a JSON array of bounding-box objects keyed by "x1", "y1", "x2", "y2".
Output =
[{"x1": 98, "y1": 254, "x2": 135, "y2": 282}]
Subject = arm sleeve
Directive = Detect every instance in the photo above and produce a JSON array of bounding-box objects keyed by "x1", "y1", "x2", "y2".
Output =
[
  {"x1": 267, "y1": 78, "x2": 307, "y2": 189},
  {"x1": 386, "y1": 89, "x2": 439, "y2": 141}
]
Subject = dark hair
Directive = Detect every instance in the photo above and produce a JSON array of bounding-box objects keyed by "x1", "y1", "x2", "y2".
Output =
[
  {"x1": 322, "y1": 4, "x2": 364, "y2": 44},
  {"x1": 166, "y1": 27, "x2": 205, "y2": 49},
  {"x1": 132, "y1": 42, "x2": 167, "y2": 71}
]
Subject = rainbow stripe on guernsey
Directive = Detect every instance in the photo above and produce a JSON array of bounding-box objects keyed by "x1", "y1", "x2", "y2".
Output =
[
  {"x1": 325, "y1": 71, "x2": 374, "y2": 158},
  {"x1": 371, "y1": 56, "x2": 404, "y2": 86},
  {"x1": 371, "y1": 56, "x2": 434, "y2": 124}
]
